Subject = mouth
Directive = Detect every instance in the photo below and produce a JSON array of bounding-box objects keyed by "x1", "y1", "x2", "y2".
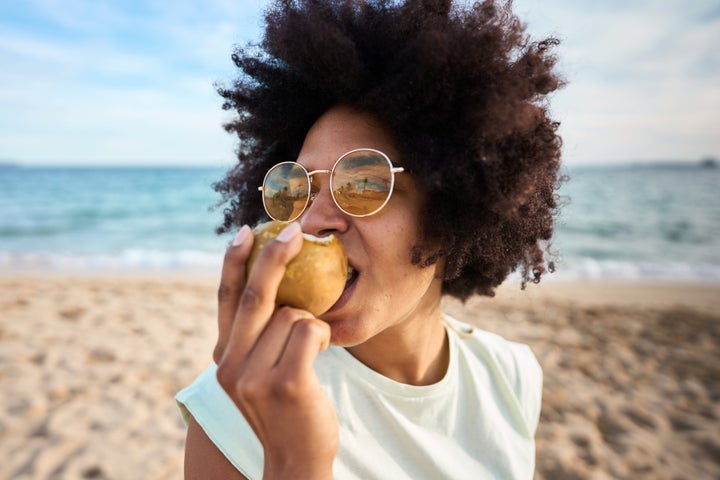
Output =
[
  {"x1": 345, "y1": 263, "x2": 358, "y2": 289},
  {"x1": 326, "y1": 261, "x2": 358, "y2": 315}
]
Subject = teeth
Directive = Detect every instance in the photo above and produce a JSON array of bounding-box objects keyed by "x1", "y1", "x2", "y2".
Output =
[
  {"x1": 346, "y1": 265, "x2": 356, "y2": 281},
  {"x1": 302, "y1": 232, "x2": 335, "y2": 244}
]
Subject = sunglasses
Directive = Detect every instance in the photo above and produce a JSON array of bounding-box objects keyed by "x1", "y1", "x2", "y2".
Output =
[{"x1": 258, "y1": 148, "x2": 405, "y2": 222}]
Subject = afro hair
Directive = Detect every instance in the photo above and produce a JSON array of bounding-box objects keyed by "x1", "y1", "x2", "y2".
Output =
[{"x1": 214, "y1": 0, "x2": 565, "y2": 300}]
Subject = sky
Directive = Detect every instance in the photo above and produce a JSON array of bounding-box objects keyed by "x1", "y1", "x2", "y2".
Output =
[{"x1": 1, "y1": 0, "x2": 718, "y2": 167}]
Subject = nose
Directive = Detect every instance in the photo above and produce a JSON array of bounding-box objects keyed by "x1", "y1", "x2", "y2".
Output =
[{"x1": 299, "y1": 179, "x2": 349, "y2": 238}]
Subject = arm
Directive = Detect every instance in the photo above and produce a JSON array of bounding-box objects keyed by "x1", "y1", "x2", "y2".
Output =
[
  {"x1": 184, "y1": 416, "x2": 248, "y2": 480},
  {"x1": 195, "y1": 222, "x2": 337, "y2": 479}
]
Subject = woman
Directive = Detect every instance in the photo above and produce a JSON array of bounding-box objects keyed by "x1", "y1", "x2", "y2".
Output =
[{"x1": 177, "y1": 0, "x2": 563, "y2": 478}]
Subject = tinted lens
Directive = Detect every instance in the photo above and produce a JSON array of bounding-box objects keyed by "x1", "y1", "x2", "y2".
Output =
[
  {"x1": 331, "y1": 150, "x2": 393, "y2": 216},
  {"x1": 263, "y1": 163, "x2": 310, "y2": 221}
]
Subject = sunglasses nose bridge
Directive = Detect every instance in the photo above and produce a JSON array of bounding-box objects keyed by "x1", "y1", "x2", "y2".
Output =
[
  {"x1": 304, "y1": 167, "x2": 333, "y2": 208},
  {"x1": 306, "y1": 168, "x2": 331, "y2": 179}
]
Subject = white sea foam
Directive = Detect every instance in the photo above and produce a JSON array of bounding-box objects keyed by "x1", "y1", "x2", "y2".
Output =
[
  {"x1": 546, "y1": 258, "x2": 720, "y2": 282},
  {"x1": 0, "y1": 249, "x2": 222, "y2": 272},
  {"x1": 2, "y1": 250, "x2": 719, "y2": 282}
]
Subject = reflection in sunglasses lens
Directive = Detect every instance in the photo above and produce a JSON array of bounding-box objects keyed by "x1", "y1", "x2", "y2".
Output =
[
  {"x1": 332, "y1": 152, "x2": 392, "y2": 216},
  {"x1": 264, "y1": 163, "x2": 310, "y2": 221}
]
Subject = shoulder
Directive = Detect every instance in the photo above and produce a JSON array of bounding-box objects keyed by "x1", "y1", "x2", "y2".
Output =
[{"x1": 446, "y1": 315, "x2": 543, "y2": 434}]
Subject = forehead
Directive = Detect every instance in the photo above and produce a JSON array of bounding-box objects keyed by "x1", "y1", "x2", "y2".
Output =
[{"x1": 296, "y1": 106, "x2": 400, "y2": 169}]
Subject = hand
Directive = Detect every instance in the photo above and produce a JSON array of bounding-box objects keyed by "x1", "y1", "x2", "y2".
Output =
[{"x1": 214, "y1": 222, "x2": 339, "y2": 480}]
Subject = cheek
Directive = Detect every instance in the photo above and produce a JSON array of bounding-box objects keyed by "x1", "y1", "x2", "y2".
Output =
[
  {"x1": 373, "y1": 230, "x2": 426, "y2": 288},
  {"x1": 378, "y1": 224, "x2": 418, "y2": 268},
  {"x1": 359, "y1": 197, "x2": 425, "y2": 279}
]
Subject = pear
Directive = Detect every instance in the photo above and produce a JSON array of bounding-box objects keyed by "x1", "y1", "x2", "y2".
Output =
[{"x1": 247, "y1": 221, "x2": 348, "y2": 316}]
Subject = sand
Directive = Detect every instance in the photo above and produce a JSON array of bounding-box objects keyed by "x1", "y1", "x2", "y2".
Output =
[{"x1": 0, "y1": 273, "x2": 718, "y2": 479}]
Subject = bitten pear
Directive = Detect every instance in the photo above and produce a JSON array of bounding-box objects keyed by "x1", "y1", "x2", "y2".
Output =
[{"x1": 247, "y1": 221, "x2": 348, "y2": 316}]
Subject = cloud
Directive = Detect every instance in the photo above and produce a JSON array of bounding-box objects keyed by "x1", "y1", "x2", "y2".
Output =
[
  {"x1": 514, "y1": 0, "x2": 720, "y2": 163},
  {"x1": 0, "y1": 0, "x2": 266, "y2": 165},
  {"x1": 1, "y1": 0, "x2": 719, "y2": 165}
]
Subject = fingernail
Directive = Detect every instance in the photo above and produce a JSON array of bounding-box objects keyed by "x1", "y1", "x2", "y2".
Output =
[
  {"x1": 276, "y1": 222, "x2": 301, "y2": 243},
  {"x1": 231, "y1": 225, "x2": 251, "y2": 246}
]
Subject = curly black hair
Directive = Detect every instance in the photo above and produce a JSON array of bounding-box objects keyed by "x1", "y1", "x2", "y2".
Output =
[{"x1": 214, "y1": 0, "x2": 565, "y2": 300}]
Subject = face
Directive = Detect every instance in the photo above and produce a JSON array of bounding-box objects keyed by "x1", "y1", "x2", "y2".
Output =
[{"x1": 294, "y1": 105, "x2": 443, "y2": 347}]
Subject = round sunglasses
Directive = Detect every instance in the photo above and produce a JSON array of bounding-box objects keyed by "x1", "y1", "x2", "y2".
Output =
[{"x1": 258, "y1": 148, "x2": 405, "y2": 222}]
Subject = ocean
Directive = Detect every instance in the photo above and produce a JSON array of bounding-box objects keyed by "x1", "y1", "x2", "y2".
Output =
[{"x1": 1, "y1": 163, "x2": 719, "y2": 282}]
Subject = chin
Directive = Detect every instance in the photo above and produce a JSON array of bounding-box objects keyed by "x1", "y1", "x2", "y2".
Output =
[{"x1": 324, "y1": 317, "x2": 371, "y2": 348}]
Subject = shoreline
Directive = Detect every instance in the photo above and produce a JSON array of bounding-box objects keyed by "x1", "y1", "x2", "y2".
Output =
[
  {"x1": 4, "y1": 270, "x2": 718, "y2": 311},
  {"x1": 489, "y1": 278, "x2": 720, "y2": 313}
]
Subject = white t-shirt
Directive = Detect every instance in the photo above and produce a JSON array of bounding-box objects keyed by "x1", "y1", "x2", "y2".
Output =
[{"x1": 176, "y1": 315, "x2": 542, "y2": 479}]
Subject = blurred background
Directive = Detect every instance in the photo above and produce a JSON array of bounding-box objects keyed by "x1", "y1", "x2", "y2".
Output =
[
  {"x1": 1, "y1": 0, "x2": 719, "y2": 280},
  {"x1": 2, "y1": 3, "x2": 719, "y2": 480}
]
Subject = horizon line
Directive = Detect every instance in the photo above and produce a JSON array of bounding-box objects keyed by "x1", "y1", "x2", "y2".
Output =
[{"x1": 2, "y1": 157, "x2": 716, "y2": 169}]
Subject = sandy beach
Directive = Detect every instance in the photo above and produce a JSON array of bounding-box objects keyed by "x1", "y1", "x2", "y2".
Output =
[{"x1": 1, "y1": 273, "x2": 718, "y2": 479}]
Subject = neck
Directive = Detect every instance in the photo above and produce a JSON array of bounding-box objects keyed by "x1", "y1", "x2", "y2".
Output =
[{"x1": 346, "y1": 295, "x2": 448, "y2": 386}]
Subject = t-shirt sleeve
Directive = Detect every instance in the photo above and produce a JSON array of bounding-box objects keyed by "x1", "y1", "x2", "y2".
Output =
[
  {"x1": 175, "y1": 363, "x2": 264, "y2": 480},
  {"x1": 508, "y1": 343, "x2": 543, "y2": 434},
  {"x1": 452, "y1": 316, "x2": 544, "y2": 436}
]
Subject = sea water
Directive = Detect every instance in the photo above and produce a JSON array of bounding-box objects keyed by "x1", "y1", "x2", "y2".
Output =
[
  {"x1": 554, "y1": 163, "x2": 720, "y2": 281},
  {"x1": 1, "y1": 163, "x2": 719, "y2": 281},
  {"x1": 0, "y1": 166, "x2": 228, "y2": 272}
]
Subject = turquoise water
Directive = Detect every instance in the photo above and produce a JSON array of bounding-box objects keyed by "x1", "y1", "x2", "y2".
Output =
[
  {"x1": 0, "y1": 166, "x2": 228, "y2": 271},
  {"x1": 555, "y1": 164, "x2": 720, "y2": 280},
  {"x1": 1, "y1": 163, "x2": 719, "y2": 281}
]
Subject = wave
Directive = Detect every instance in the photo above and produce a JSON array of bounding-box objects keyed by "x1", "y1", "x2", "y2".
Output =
[
  {"x1": 547, "y1": 258, "x2": 720, "y2": 282},
  {"x1": 2, "y1": 250, "x2": 720, "y2": 283},
  {"x1": 0, "y1": 249, "x2": 222, "y2": 272}
]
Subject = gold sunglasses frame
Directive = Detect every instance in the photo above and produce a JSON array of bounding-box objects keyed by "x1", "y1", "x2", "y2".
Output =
[{"x1": 258, "y1": 148, "x2": 405, "y2": 222}]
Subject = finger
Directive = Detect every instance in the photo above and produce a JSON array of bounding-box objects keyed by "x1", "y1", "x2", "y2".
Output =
[
  {"x1": 221, "y1": 222, "x2": 304, "y2": 369},
  {"x1": 216, "y1": 310, "x2": 312, "y2": 446},
  {"x1": 243, "y1": 307, "x2": 311, "y2": 371},
  {"x1": 276, "y1": 317, "x2": 331, "y2": 376},
  {"x1": 214, "y1": 224, "x2": 254, "y2": 363}
]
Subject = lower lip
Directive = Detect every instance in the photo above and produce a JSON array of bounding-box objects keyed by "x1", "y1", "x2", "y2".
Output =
[{"x1": 326, "y1": 272, "x2": 358, "y2": 314}]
